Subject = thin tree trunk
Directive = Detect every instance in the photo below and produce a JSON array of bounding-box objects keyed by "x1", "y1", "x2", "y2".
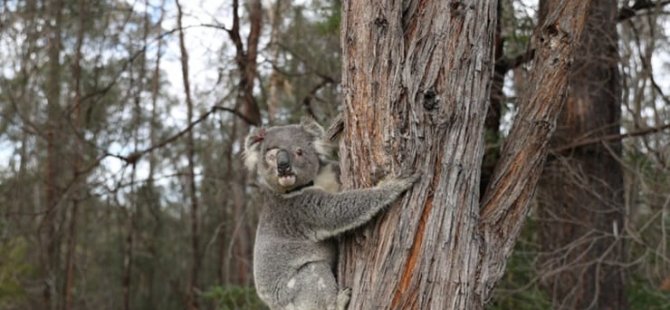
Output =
[
  {"x1": 42, "y1": 0, "x2": 65, "y2": 308},
  {"x1": 17, "y1": 0, "x2": 38, "y2": 237},
  {"x1": 221, "y1": 119, "x2": 239, "y2": 285},
  {"x1": 338, "y1": 0, "x2": 591, "y2": 309},
  {"x1": 147, "y1": 0, "x2": 165, "y2": 306},
  {"x1": 122, "y1": 180, "x2": 136, "y2": 310},
  {"x1": 220, "y1": 0, "x2": 263, "y2": 286},
  {"x1": 226, "y1": 0, "x2": 262, "y2": 126},
  {"x1": 122, "y1": 1, "x2": 152, "y2": 308},
  {"x1": 62, "y1": 0, "x2": 86, "y2": 308},
  {"x1": 267, "y1": 0, "x2": 285, "y2": 124},
  {"x1": 176, "y1": 1, "x2": 201, "y2": 308},
  {"x1": 537, "y1": 0, "x2": 627, "y2": 308}
]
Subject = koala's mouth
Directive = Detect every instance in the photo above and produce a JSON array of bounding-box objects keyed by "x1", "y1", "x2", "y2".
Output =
[{"x1": 277, "y1": 173, "x2": 296, "y2": 187}]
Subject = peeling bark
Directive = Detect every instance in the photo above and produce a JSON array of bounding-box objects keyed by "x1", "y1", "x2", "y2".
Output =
[
  {"x1": 338, "y1": 1, "x2": 496, "y2": 308},
  {"x1": 338, "y1": 0, "x2": 592, "y2": 308}
]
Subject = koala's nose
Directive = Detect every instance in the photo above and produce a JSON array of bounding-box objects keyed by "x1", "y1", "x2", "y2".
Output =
[{"x1": 276, "y1": 149, "x2": 291, "y2": 174}]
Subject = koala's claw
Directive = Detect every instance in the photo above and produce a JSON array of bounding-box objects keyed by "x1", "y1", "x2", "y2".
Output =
[
  {"x1": 379, "y1": 173, "x2": 420, "y2": 191},
  {"x1": 336, "y1": 288, "x2": 351, "y2": 310}
]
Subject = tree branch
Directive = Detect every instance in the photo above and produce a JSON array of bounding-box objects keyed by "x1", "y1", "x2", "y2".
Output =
[
  {"x1": 301, "y1": 77, "x2": 335, "y2": 120},
  {"x1": 120, "y1": 106, "x2": 253, "y2": 165},
  {"x1": 618, "y1": 0, "x2": 670, "y2": 21},
  {"x1": 224, "y1": 0, "x2": 262, "y2": 126},
  {"x1": 495, "y1": 0, "x2": 670, "y2": 74},
  {"x1": 479, "y1": 0, "x2": 592, "y2": 298},
  {"x1": 552, "y1": 123, "x2": 670, "y2": 153},
  {"x1": 495, "y1": 48, "x2": 536, "y2": 73}
]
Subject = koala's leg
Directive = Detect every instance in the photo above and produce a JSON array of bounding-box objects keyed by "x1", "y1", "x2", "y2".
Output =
[{"x1": 287, "y1": 262, "x2": 339, "y2": 310}]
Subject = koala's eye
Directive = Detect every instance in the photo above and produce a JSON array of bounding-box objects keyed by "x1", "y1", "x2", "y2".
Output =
[{"x1": 295, "y1": 148, "x2": 303, "y2": 156}]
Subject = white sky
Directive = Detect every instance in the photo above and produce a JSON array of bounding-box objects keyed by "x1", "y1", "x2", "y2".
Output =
[{"x1": 0, "y1": 0, "x2": 668, "y2": 197}]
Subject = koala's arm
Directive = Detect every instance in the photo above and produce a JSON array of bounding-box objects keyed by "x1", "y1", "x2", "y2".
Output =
[{"x1": 299, "y1": 176, "x2": 418, "y2": 241}]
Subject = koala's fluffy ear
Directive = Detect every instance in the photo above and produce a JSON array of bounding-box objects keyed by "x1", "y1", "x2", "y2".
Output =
[
  {"x1": 300, "y1": 117, "x2": 325, "y2": 139},
  {"x1": 301, "y1": 117, "x2": 334, "y2": 159},
  {"x1": 243, "y1": 128, "x2": 265, "y2": 171}
]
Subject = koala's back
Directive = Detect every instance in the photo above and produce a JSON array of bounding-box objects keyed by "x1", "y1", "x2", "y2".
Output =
[{"x1": 253, "y1": 192, "x2": 337, "y2": 307}]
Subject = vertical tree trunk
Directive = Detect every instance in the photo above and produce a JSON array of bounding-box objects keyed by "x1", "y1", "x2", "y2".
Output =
[
  {"x1": 338, "y1": 1, "x2": 497, "y2": 308},
  {"x1": 121, "y1": 192, "x2": 136, "y2": 310},
  {"x1": 267, "y1": 0, "x2": 285, "y2": 125},
  {"x1": 176, "y1": 1, "x2": 201, "y2": 308},
  {"x1": 146, "y1": 2, "x2": 165, "y2": 306},
  {"x1": 220, "y1": 0, "x2": 262, "y2": 286},
  {"x1": 338, "y1": 1, "x2": 591, "y2": 309},
  {"x1": 537, "y1": 0, "x2": 627, "y2": 308},
  {"x1": 42, "y1": 0, "x2": 64, "y2": 308},
  {"x1": 62, "y1": 0, "x2": 87, "y2": 308}
]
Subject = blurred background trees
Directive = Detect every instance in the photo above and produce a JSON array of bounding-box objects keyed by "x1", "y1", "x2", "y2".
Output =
[{"x1": 0, "y1": 0, "x2": 668, "y2": 309}]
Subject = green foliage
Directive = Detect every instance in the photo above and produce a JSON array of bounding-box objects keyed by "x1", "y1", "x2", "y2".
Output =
[
  {"x1": 624, "y1": 148, "x2": 670, "y2": 309},
  {"x1": 488, "y1": 218, "x2": 551, "y2": 310},
  {"x1": 0, "y1": 237, "x2": 33, "y2": 307},
  {"x1": 314, "y1": 0, "x2": 341, "y2": 35},
  {"x1": 267, "y1": 0, "x2": 341, "y2": 124},
  {"x1": 203, "y1": 285, "x2": 268, "y2": 310},
  {"x1": 628, "y1": 277, "x2": 670, "y2": 310}
]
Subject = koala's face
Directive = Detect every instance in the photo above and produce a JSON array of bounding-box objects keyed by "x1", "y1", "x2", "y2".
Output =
[{"x1": 244, "y1": 118, "x2": 328, "y2": 193}]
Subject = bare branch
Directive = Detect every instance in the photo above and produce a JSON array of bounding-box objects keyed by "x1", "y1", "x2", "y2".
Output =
[
  {"x1": 552, "y1": 123, "x2": 670, "y2": 153},
  {"x1": 618, "y1": 0, "x2": 670, "y2": 21},
  {"x1": 224, "y1": 0, "x2": 262, "y2": 126},
  {"x1": 496, "y1": 0, "x2": 670, "y2": 75},
  {"x1": 121, "y1": 106, "x2": 253, "y2": 165},
  {"x1": 301, "y1": 77, "x2": 335, "y2": 120},
  {"x1": 496, "y1": 48, "x2": 536, "y2": 73}
]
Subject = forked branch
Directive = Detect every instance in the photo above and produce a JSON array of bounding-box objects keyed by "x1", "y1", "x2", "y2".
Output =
[{"x1": 478, "y1": 0, "x2": 593, "y2": 299}]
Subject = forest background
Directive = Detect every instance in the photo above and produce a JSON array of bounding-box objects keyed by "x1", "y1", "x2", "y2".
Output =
[{"x1": 0, "y1": 0, "x2": 669, "y2": 309}]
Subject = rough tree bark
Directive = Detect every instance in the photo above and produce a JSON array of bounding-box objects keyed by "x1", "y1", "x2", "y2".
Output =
[
  {"x1": 537, "y1": 0, "x2": 627, "y2": 308},
  {"x1": 338, "y1": 0, "x2": 591, "y2": 309}
]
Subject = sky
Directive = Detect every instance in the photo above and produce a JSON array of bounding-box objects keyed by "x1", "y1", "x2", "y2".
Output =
[{"x1": 0, "y1": 0, "x2": 668, "y2": 198}]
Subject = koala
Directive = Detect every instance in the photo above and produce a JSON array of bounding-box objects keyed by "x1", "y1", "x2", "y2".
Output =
[{"x1": 243, "y1": 117, "x2": 418, "y2": 310}]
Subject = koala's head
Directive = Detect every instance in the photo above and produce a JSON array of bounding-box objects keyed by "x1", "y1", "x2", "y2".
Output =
[{"x1": 243, "y1": 118, "x2": 331, "y2": 193}]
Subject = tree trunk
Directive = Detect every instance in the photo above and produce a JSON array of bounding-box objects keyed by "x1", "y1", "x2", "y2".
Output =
[
  {"x1": 147, "y1": 2, "x2": 165, "y2": 307},
  {"x1": 62, "y1": 0, "x2": 86, "y2": 308},
  {"x1": 267, "y1": 0, "x2": 286, "y2": 125},
  {"x1": 42, "y1": 0, "x2": 65, "y2": 308},
  {"x1": 219, "y1": 0, "x2": 263, "y2": 286},
  {"x1": 176, "y1": 1, "x2": 201, "y2": 308},
  {"x1": 338, "y1": 1, "x2": 591, "y2": 309},
  {"x1": 537, "y1": 0, "x2": 627, "y2": 308}
]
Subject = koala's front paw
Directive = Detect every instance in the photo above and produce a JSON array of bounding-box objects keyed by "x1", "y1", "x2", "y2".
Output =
[
  {"x1": 378, "y1": 173, "x2": 420, "y2": 194},
  {"x1": 336, "y1": 288, "x2": 351, "y2": 310}
]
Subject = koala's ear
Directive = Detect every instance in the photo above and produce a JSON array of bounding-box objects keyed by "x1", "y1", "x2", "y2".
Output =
[
  {"x1": 243, "y1": 128, "x2": 265, "y2": 171},
  {"x1": 301, "y1": 117, "x2": 335, "y2": 159},
  {"x1": 300, "y1": 116, "x2": 325, "y2": 139}
]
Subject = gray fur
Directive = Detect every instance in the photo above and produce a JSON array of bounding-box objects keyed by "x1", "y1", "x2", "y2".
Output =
[{"x1": 244, "y1": 118, "x2": 418, "y2": 310}]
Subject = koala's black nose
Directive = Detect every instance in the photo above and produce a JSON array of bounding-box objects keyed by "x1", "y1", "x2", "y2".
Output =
[{"x1": 276, "y1": 149, "x2": 291, "y2": 174}]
